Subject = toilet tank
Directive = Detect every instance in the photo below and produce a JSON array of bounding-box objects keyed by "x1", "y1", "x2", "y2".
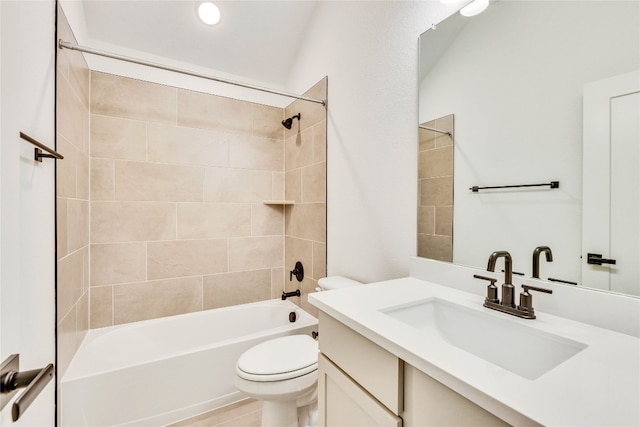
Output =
[{"x1": 317, "y1": 276, "x2": 363, "y2": 291}]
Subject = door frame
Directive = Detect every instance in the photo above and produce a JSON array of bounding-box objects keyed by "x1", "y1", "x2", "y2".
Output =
[{"x1": 581, "y1": 70, "x2": 640, "y2": 291}]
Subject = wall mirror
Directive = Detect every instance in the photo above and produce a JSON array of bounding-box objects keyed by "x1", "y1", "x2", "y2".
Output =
[{"x1": 418, "y1": 0, "x2": 639, "y2": 296}]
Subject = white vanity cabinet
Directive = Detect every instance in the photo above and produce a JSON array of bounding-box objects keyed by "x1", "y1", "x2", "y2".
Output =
[
  {"x1": 318, "y1": 312, "x2": 402, "y2": 426},
  {"x1": 311, "y1": 270, "x2": 640, "y2": 426},
  {"x1": 317, "y1": 311, "x2": 508, "y2": 427},
  {"x1": 403, "y1": 364, "x2": 509, "y2": 426}
]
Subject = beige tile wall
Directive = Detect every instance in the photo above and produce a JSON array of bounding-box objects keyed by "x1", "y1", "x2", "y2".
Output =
[
  {"x1": 418, "y1": 114, "x2": 454, "y2": 262},
  {"x1": 55, "y1": 12, "x2": 327, "y2": 419},
  {"x1": 89, "y1": 73, "x2": 327, "y2": 327},
  {"x1": 56, "y1": 6, "x2": 90, "y2": 381},
  {"x1": 283, "y1": 78, "x2": 328, "y2": 317}
]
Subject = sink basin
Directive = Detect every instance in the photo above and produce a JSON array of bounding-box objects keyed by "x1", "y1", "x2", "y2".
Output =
[{"x1": 381, "y1": 298, "x2": 587, "y2": 380}]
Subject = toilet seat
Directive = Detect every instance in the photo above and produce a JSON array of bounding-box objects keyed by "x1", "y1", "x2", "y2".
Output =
[{"x1": 236, "y1": 335, "x2": 318, "y2": 382}]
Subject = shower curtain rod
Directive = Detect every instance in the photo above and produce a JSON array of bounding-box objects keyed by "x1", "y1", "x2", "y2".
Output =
[
  {"x1": 418, "y1": 125, "x2": 452, "y2": 136},
  {"x1": 58, "y1": 40, "x2": 326, "y2": 106}
]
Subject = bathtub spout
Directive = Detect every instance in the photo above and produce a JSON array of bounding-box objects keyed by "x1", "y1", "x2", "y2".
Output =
[{"x1": 282, "y1": 289, "x2": 301, "y2": 300}]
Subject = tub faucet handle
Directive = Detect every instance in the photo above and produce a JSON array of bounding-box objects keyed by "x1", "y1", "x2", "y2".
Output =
[{"x1": 289, "y1": 261, "x2": 304, "y2": 282}]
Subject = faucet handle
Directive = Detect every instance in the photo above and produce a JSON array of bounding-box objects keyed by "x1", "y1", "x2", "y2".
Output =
[
  {"x1": 522, "y1": 284, "x2": 553, "y2": 294},
  {"x1": 517, "y1": 284, "x2": 553, "y2": 318},
  {"x1": 289, "y1": 261, "x2": 304, "y2": 282},
  {"x1": 473, "y1": 274, "x2": 499, "y2": 304}
]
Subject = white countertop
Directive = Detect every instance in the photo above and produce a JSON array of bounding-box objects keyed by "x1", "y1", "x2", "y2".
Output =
[{"x1": 309, "y1": 277, "x2": 640, "y2": 426}]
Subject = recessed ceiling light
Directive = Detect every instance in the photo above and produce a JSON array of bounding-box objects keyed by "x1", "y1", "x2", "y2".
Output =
[
  {"x1": 198, "y1": 2, "x2": 221, "y2": 26},
  {"x1": 460, "y1": 0, "x2": 489, "y2": 17}
]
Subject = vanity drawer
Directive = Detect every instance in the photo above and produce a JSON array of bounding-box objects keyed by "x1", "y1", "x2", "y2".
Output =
[{"x1": 319, "y1": 311, "x2": 403, "y2": 414}]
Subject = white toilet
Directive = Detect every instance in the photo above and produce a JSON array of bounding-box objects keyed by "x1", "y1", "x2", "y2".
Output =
[{"x1": 234, "y1": 276, "x2": 362, "y2": 427}]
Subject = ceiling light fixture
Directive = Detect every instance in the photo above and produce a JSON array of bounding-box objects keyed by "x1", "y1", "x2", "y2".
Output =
[
  {"x1": 198, "y1": 2, "x2": 221, "y2": 26},
  {"x1": 459, "y1": 0, "x2": 490, "y2": 17}
]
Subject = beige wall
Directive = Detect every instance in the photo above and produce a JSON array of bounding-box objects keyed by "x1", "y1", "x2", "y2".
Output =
[
  {"x1": 88, "y1": 73, "x2": 327, "y2": 327},
  {"x1": 418, "y1": 114, "x2": 453, "y2": 262},
  {"x1": 56, "y1": 5, "x2": 90, "y2": 379},
  {"x1": 284, "y1": 78, "x2": 328, "y2": 317}
]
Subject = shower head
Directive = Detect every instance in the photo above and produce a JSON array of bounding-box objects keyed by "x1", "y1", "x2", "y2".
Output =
[{"x1": 282, "y1": 113, "x2": 301, "y2": 129}]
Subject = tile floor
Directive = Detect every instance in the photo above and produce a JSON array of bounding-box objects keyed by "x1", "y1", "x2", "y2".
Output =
[{"x1": 169, "y1": 399, "x2": 262, "y2": 427}]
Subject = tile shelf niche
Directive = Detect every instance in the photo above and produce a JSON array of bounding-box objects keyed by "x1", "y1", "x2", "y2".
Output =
[{"x1": 262, "y1": 200, "x2": 295, "y2": 205}]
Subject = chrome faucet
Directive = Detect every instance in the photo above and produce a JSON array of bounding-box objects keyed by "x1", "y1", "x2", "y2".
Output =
[
  {"x1": 475, "y1": 251, "x2": 553, "y2": 319},
  {"x1": 532, "y1": 246, "x2": 553, "y2": 278},
  {"x1": 486, "y1": 250, "x2": 515, "y2": 308}
]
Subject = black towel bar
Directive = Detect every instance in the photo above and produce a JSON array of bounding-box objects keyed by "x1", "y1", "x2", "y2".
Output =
[
  {"x1": 470, "y1": 181, "x2": 559, "y2": 192},
  {"x1": 19, "y1": 132, "x2": 64, "y2": 162}
]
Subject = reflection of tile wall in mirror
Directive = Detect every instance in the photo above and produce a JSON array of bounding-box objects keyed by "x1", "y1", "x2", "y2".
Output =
[{"x1": 418, "y1": 114, "x2": 454, "y2": 262}]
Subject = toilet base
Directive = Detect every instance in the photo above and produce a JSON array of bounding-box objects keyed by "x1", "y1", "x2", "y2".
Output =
[
  {"x1": 261, "y1": 400, "x2": 297, "y2": 427},
  {"x1": 261, "y1": 400, "x2": 318, "y2": 427},
  {"x1": 297, "y1": 400, "x2": 318, "y2": 427}
]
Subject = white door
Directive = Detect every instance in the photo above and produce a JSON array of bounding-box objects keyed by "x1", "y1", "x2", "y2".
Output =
[
  {"x1": 582, "y1": 70, "x2": 640, "y2": 296},
  {"x1": 1, "y1": 1, "x2": 56, "y2": 425}
]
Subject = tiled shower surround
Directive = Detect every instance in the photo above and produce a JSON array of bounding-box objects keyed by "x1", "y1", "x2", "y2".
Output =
[
  {"x1": 56, "y1": 8, "x2": 327, "y2": 402},
  {"x1": 56, "y1": 6, "x2": 90, "y2": 381},
  {"x1": 284, "y1": 85, "x2": 328, "y2": 316},
  {"x1": 88, "y1": 73, "x2": 327, "y2": 327},
  {"x1": 56, "y1": 4, "x2": 327, "y2": 380},
  {"x1": 418, "y1": 114, "x2": 453, "y2": 262}
]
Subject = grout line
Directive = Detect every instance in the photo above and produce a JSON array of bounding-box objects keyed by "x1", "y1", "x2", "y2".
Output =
[
  {"x1": 58, "y1": 299, "x2": 79, "y2": 324},
  {"x1": 93, "y1": 272, "x2": 216, "y2": 289}
]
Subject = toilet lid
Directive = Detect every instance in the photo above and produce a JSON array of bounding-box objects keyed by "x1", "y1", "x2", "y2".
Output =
[{"x1": 236, "y1": 335, "x2": 318, "y2": 382}]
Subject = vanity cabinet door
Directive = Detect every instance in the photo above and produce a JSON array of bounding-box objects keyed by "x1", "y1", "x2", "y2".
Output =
[
  {"x1": 403, "y1": 365, "x2": 510, "y2": 426},
  {"x1": 318, "y1": 353, "x2": 402, "y2": 427},
  {"x1": 318, "y1": 312, "x2": 403, "y2": 414}
]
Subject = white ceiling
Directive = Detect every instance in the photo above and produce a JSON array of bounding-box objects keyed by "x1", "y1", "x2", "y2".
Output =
[{"x1": 81, "y1": 1, "x2": 318, "y2": 86}]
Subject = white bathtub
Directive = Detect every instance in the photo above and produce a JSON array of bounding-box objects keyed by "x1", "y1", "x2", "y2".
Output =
[{"x1": 61, "y1": 299, "x2": 318, "y2": 426}]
